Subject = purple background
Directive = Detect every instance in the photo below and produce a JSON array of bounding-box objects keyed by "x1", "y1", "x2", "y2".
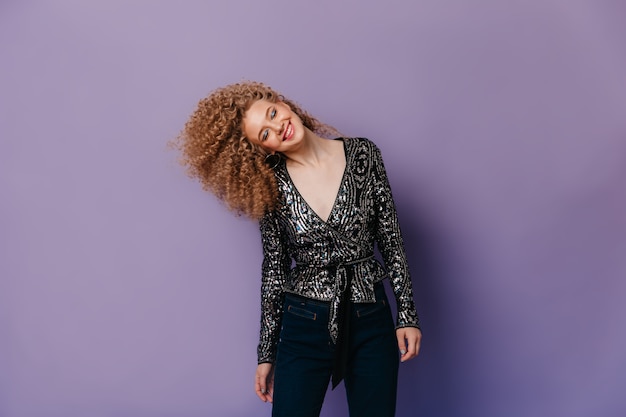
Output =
[{"x1": 1, "y1": 1, "x2": 625, "y2": 416}]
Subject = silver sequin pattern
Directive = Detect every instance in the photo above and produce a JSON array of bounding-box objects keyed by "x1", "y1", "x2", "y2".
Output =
[{"x1": 257, "y1": 137, "x2": 420, "y2": 364}]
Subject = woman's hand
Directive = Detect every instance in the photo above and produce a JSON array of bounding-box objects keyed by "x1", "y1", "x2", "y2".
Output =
[
  {"x1": 255, "y1": 362, "x2": 274, "y2": 403},
  {"x1": 396, "y1": 327, "x2": 422, "y2": 362}
]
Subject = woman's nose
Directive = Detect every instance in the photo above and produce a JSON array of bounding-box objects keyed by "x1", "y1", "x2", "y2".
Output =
[{"x1": 272, "y1": 121, "x2": 283, "y2": 135}]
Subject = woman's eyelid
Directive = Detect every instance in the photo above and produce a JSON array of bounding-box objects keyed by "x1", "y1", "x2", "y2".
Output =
[{"x1": 261, "y1": 107, "x2": 277, "y2": 141}]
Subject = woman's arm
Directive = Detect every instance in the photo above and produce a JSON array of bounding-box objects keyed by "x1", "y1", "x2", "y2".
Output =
[
  {"x1": 255, "y1": 210, "x2": 289, "y2": 401},
  {"x1": 370, "y1": 142, "x2": 421, "y2": 330},
  {"x1": 370, "y1": 142, "x2": 422, "y2": 360},
  {"x1": 257, "y1": 210, "x2": 290, "y2": 364}
]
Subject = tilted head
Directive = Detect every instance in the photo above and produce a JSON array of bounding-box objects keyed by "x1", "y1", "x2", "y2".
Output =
[{"x1": 173, "y1": 81, "x2": 332, "y2": 219}]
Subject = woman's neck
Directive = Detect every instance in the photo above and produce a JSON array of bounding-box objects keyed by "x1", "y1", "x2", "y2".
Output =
[{"x1": 283, "y1": 130, "x2": 335, "y2": 168}]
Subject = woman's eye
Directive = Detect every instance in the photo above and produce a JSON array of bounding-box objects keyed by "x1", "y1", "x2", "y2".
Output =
[
  {"x1": 270, "y1": 108, "x2": 276, "y2": 119},
  {"x1": 262, "y1": 130, "x2": 269, "y2": 141}
]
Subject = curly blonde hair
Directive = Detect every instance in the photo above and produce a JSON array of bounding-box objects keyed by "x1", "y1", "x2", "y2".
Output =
[{"x1": 172, "y1": 81, "x2": 338, "y2": 220}]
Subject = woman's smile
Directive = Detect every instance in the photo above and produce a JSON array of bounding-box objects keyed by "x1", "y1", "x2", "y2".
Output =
[{"x1": 283, "y1": 122, "x2": 294, "y2": 141}]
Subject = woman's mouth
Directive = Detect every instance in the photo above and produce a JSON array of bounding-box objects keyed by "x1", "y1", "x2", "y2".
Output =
[{"x1": 283, "y1": 122, "x2": 294, "y2": 141}]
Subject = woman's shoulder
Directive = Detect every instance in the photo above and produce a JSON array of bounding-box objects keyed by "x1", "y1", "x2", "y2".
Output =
[
  {"x1": 342, "y1": 136, "x2": 373, "y2": 144},
  {"x1": 343, "y1": 137, "x2": 382, "y2": 156}
]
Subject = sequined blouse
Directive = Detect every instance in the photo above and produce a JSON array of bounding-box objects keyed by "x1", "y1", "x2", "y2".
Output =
[{"x1": 257, "y1": 137, "x2": 420, "y2": 364}]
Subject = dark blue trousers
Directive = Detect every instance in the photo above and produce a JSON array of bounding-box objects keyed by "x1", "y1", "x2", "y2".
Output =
[{"x1": 272, "y1": 283, "x2": 399, "y2": 417}]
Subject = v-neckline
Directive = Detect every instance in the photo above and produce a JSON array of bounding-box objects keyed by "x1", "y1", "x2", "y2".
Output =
[{"x1": 284, "y1": 138, "x2": 348, "y2": 224}]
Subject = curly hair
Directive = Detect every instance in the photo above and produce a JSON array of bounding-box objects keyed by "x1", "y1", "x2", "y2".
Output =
[{"x1": 171, "y1": 81, "x2": 339, "y2": 220}]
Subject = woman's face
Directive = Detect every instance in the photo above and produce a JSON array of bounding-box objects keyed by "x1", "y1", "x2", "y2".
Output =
[{"x1": 242, "y1": 99, "x2": 304, "y2": 154}]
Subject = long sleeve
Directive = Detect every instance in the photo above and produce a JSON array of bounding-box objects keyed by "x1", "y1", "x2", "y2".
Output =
[
  {"x1": 257, "y1": 210, "x2": 290, "y2": 364},
  {"x1": 371, "y1": 144, "x2": 420, "y2": 330}
]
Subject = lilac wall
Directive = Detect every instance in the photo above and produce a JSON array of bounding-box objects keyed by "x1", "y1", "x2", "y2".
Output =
[{"x1": 1, "y1": 1, "x2": 625, "y2": 416}]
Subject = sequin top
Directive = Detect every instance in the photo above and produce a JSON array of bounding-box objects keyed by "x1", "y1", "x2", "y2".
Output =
[{"x1": 257, "y1": 137, "x2": 420, "y2": 364}]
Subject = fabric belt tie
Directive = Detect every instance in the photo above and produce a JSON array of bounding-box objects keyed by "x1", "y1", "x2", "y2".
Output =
[{"x1": 327, "y1": 254, "x2": 374, "y2": 389}]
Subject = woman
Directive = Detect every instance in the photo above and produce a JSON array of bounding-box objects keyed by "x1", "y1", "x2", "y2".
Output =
[{"x1": 174, "y1": 81, "x2": 421, "y2": 417}]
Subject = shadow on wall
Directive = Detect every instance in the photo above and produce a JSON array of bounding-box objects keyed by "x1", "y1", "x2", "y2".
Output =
[{"x1": 391, "y1": 184, "x2": 461, "y2": 417}]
